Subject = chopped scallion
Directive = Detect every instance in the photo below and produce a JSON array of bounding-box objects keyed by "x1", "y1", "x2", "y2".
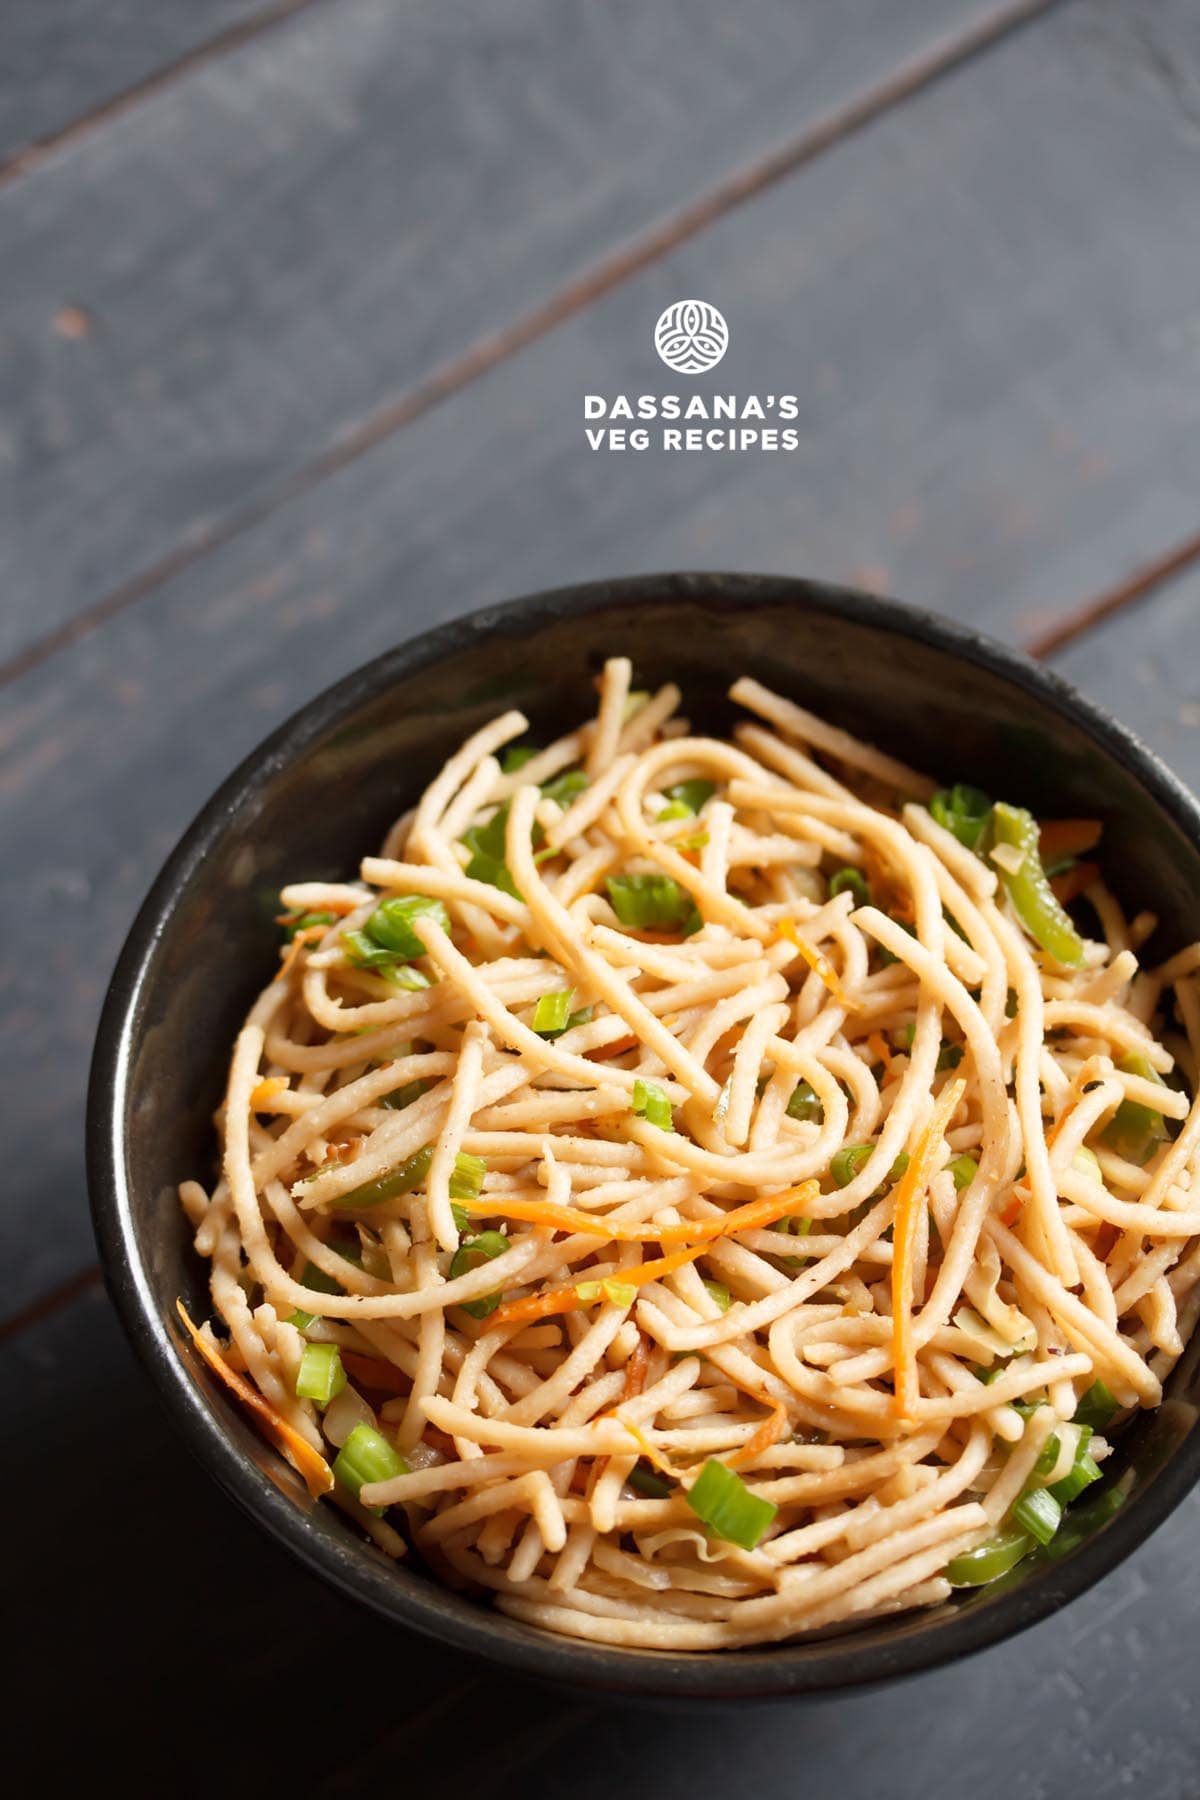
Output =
[
  {"x1": 448, "y1": 1230, "x2": 509, "y2": 1318},
  {"x1": 930, "y1": 783, "x2": 993, "y2": 851},
  {"x1": 703, "y1": 1279, "x2": 732, "y2": 1312},
  {"x1": 449, "y1": 1152, "x2": 487, "y2": 1202},
  {"x1": 632, "y1": 1078, "x2": 673, "y2": 1131},
  {"x1": 332, "y1": 1422, "x2": 409, "y2": 1504},
  {"x1": 1073, "y1": 1378, "x2": 1119, "y2": 1432},
  {"x1": 1012, "y1": 1483, "x2": 1062, "y2": 1547},
  {"x1": 828, "y1": 867, "x2": 869, "y2": 906},
  {"x1": 627, "y1": 1462, "x2": 674, "y2": 1499},
  {"x1": 606, "y1": 873, "x2": 696, "y2": 932},
  {"x1": 662, "y1": 778, "x2": 716, "y2": 816},
  {"x1": 532, "y1": 989, "x2": 574, "y2": 1036},
  {"x1": 685, "y1": 1459, "x2": 777, "y2": 1550},
  {"x1": 950, "y1": 1154, "x2": 978, "y2": 1191},
  {"x1": 1103, "y1": 1054, "x2": 1170, "y2": 1164},
  {"x1": 295, "y1": 1342, "x2": 347, "y2": 1407}
]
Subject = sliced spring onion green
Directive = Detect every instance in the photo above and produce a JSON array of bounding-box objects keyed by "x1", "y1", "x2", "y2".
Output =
[
  {"x1": 448, "y1": 1152, "x2": 487, "y2": 1202},
  {"x1": 1102, "y1": 1053, "x2": 1170, "y2": 1164},
  {"x1": 448, "y1": 1230, "x2": 510, "y2": 1319},
  {"x1": 627, "y1": 1463, "x2": 674, "y2": 1498},
  {"x1": 771, "y1": 1213, "x2": 813, "y2": 1238},
  {"x1": 662, "y1": 778, "x2": 716, "y2": 816},
  {"x1": 540, "y1": 769, "x2": 588, "y2": 810},
  {"x1": 1073, "y1": 1378, "x2": 1119, "y2": 1432},
  {"x1": 289, "y1": 1309, "x2": 316, "y2": 1330},
  {"x1": 295, "y1": 1342, "x2": 347, "y2": 1407},
  {"x1": 930, "y1": 784, "x2": 993, "y2": 851},
  {"x1": 1012, "y1": 1483, "x2": 1062, "y2": 1547},
  {"x1": 606, "y1": 872, "x2": 696, "y2": 931},
  {"x1": 342, "y1": 927, "x2": 399, "y2": 969},
  {"x1": 703, "y1": 1280, "x2": 732, "y2": 1312},
  {"x1": 1043, "y1": 1483, "x2": 1126, "y2": 1560},
  {"x1": 786, "y1": 1081, "x2": 822, "y2": 1123},
  {"x1": 576, "y1": 1277, "x2": 637, "y2": 1309},
  {"x1": 991, "y1": 802, "x2": 1084, "y2": 967},
  {"x1": 944, "y1": 1525, "x2": 1033, "y2": 1587},
  {"x1": 950, "y1": 1154, "x2": 978, "y2": 1191},
  {"x1": 936, "y1": 1042, "x2": 964, "y2": 1071},
  {"x1": 330, "y1": 1145, "x2": 434, "y2": 1211},
  {"x1": 532, "y1": 989, "x2": 574, "y2": 1036},
  {"x1": 830, "y1": 1144, "x2": 909, "y2": 1188},
  {"x1": 464, "y1": 847, "x2": 522, "y2": 901},
  {"x1": 632, "y1": 1079, "x2": 673, "y2": 1131},
  {"x1": 332, "y1": 1422, "x2": 409, "y2": 1503},
  {"x1": 1049, "y1": 1451, "x2": 1103, "y2": 1507},
  {"x1": 685, "y1": 1459, "x2": 778, "y2": 1550},
  {"x1": 502, "y1": 746, "x2": 539, "y2": 773},
  {"x1": 364, "y1": 894, "x2": 449, "y2": 960},
  {"x1": 451, "y1": 1203, "x2": 470, "y2": 1234},
  {"x1": 381, "y1": 1077, "x2": 433, "y2": 1111},
  {"x1": 828, "y1": 867, "x2": 869, "y2": 905}
]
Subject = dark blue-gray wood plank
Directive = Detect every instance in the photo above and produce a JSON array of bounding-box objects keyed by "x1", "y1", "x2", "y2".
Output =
[
  {"x1": 0, "y1": 0, "x2": 1044, "y2": 665},
  {"x1": 0, "y1": 0, "x2": 282, "y2": 167},
  {"x1": 8, "y1": 1286, "x2": 1199, "y2": 1795},
  {"x1": 5, "y1": 0, "x2": 1200, "y2": 1313},
  {"x1": 1050, "y1": 569, "x2": 1200, "y2": 785}
]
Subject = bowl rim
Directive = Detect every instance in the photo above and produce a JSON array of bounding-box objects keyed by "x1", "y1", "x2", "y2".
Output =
[{"x1": 88, "y1": 570, "x2": 1200, "y2": 1699}]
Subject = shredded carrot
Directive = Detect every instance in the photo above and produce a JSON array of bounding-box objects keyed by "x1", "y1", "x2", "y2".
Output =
[
  {"x1": 175, "y1": 1300, "x2": 333, "y2": 1497},
  {"x1": 890, "y1": 1078, "x2": 966, "y2": 1420},
  {"x1": 777, "y1": 918, "x2": 856, "y2": 1009},
  {"x1": 341, "y1": 1351, "x2": 411, "y2": 1396},
  {"x1": 1039, "y1": 818, "x2": 1102, "y2": 862},
  {"x1": 274, "y1": 923, "x2": 328, "y2": 985},
  {"x1": 1050, "y1": 861, "x2": 1100, "y2": 907},
  {"x1": 999, "y1": 1185, "x2": 1027, "y2": 1230},
  {"x1": 250, "y1": 1076, "x2": 288, "y2": 1111},
  {"x1": 727, "y1": 1403, "x2": 788, "y2": 1470},
  {"x1": 619, "y1": 1417, "x2": 678, "y2": 1477},
  {"x1": 487, "y1": 1244, "x2": 706, "y2": 1331},
  {"x1": 868, "y1": 1031, "x2": 893, "y2": 1075},
  {"x1": 458, "y1": 1180, "x2": 820, "y2": 1248}
]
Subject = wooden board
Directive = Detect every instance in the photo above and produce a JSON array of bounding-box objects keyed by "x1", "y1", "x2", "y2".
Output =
[
  {"x1": 1049, "y1": 567, "x2": 1200, "y2": 801},
  {"x1": 0, "y1": 0, "x2": 1044, "y2": 663},
  {"x1": 6, "y1": 0, "x2": 1200, "y2": 1311},
  {"x1": 0, "y1": 0, "x2": 279, "y2": 167},
  {"x1": 8, "y1": 1285, "x2": 1200, "y2": 1793}
]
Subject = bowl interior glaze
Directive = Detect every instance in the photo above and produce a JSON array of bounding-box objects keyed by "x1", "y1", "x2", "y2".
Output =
[{"x1": 89, "y1": 574, "x2": 1200, "y2": 1699}]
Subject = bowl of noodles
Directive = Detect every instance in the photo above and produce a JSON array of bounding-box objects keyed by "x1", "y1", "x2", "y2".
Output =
[{"x1": 89, "y1": 573, "x2": 1200, "y2": 1698}]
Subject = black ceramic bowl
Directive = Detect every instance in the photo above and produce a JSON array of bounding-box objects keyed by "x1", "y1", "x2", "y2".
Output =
[{"x1": 89, "y1": 573, "x2": 1200, "y2": 1700}]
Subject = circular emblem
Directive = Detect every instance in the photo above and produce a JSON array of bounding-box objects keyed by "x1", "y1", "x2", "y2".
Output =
[{"x1": 653, "y1": 299, "x2": 729, "y2": 374}]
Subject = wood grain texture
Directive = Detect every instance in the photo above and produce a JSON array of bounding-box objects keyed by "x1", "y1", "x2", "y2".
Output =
[
  {"x1": 0, "y1": 0, "x2": 1041, "y2": 664},
  {"x1": 1049, "y1": 564, "x2": 1200, "y2": 793},
  {"x1": 5, "y1": 0, "x2": 1200, "y2": 1311},
  {"x1": 0, "y1": 0, "x2": 283, "y2": 167},
  {"x1": 7, "y1": 1287, "x2": 1200, "y2": 1795}
]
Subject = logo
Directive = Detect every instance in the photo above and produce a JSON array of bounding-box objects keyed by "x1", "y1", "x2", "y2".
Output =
[{"x1": 653, "y1": 299, "x2": 729, "y2": 374}]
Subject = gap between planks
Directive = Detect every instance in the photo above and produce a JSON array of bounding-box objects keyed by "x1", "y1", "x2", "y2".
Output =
[
  {"x1": 0, "y1": 0, "x2": 1060, "y2": 694},
  {"x1": 0, "y1": 0, "x2": 332, "y2": 189}
]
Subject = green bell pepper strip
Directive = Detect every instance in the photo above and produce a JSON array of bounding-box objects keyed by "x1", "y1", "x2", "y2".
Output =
[{"x1": 991, "y1": 802, "x2": 1084, "y2": 966}]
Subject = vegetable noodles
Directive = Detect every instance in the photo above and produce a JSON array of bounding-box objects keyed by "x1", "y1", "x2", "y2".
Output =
[{"x1": 177, "y1": 659, "x2": 1200, "y2": 1650}]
